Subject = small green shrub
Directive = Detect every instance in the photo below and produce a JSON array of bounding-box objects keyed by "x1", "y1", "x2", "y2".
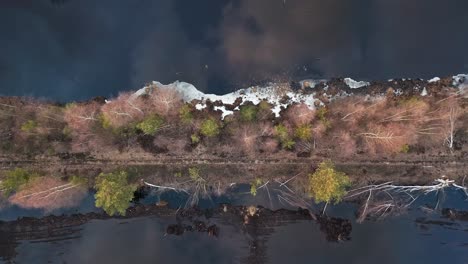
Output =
[
  {"x1": 274, "y1": 124, "x2": 289, "y2": 140},
  {"x1": 316, "y1": 107, "x2": 331, "y2": 128},
  {"x1": 62, "y1": 126, "x2": 72, "y2": 138},
  {"x1": 188, "y1": 167, "x2": 201, "y2": 181},
  {"x1": 99, "y1": 114, "x2": 112, "y2": 130},
  {"x1": 250, "y1": 178, "x2": 263, "y2": 196},
  {"x1": 281, "y1": 139, "x2": 296, "y2": 150},
  {"x1": 316, "y1": 107, "x2": 327, "y2": 121},
  {"x1": 275, "y1": 124, "x2": 295, "y2": 150},
  {"x1": 70, "y1": 175, "x2": 88, "y2": 186},
  {"x1": 295, "y1": 124, "x2": 312, "y2": 141},
  {"x1": 94, "y1": 171, "x2": 137, "y2": 216},
  {"x1": 191, "y1": 134, "x2": 200, "y2": 144},
  {"x1": 239, "y1": 105, "x2": 258, "y2": 122},
  {"x1": 179, "y1": 104, "x2": 194, "y2": 124},
  {"x1": 200, "y1": 118, "x2": 220, "y2": 137},
  {"x1": 400, "y1": 144, "x2": 410, "y2": 153},
  {"x1": 21, "y1": 120, "x2": 38, "y2": 133},
  {"x1": 136, "y1": 115, "x2": 164, "y2": 136},
  {"x1": 1, "y1": 168, "x2": 35, "y2": 196}
]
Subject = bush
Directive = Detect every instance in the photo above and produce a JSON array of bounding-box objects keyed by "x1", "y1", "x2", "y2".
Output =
[
  {"x1": 191, "y1": 134, "x2": 200, "y2": 144},
  {"x1": 1, "y1": 168, "x2": 35, "y2": 196},
  {"x1": 295, "y1": 124, "x2": 312, "y2": 141},
  {"x1": 274, "y1": 124, "x2": 289, "y2": 140},
  {"x1": 179, "y1": 104, "x2": 194, "y2": 124},
  {"x1": 188, "y1": 167, "x2": 200, "y2": 180},
  {"x1": 275, "y1": 124, "x2": 295, "y2": 150},
  {"x1": 200, "y1": 118, "x2": 220, "y2": 137},
  {"x1": 281, "y1": 139, "x2": 296, "y2": 150},
  {"x1": 21, "y1": 120, "x2": 38, "y2": 133},
  {"x1": 250, "y1": 178, "x2": 263, "y2": 196},
  {"x1": 308, "y1": 161, "x2": 350, "y2": 204},
  {"x1": 99, "y1": 114, "x2": 112, "y2": 130},
  {"x1": 316, "y1": 107, "x2": 331, "y2": 128},
  {"x1": 136, "y1": 115, "x2": 164, "y2": 135},
  {"x1": 240, "y1": 105, "x2": 258, "y2": 122},
  {"x1": 400, "y1": 144, "x2": 410, "y2": 153},
  {"x1": 94, "y1": 171, "x2": 137, "y2": 216}
]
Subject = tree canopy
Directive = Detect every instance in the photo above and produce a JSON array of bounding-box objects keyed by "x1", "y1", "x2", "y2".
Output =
[
  {"x1": 136, "y1": 115, "x2": 164, "y2": 135},
  {"x1": 239, "y1": 105, "x2": 258, "y2": 122},
  {"x1": 200, "y1": 118, "x2": 220, "y2": 137},
  {"x1": 94, "y1": 171, "x2": 137, "y2": 216},
  {"x1": 308, "y1": 161, "x2": 350, "y2": 204}
]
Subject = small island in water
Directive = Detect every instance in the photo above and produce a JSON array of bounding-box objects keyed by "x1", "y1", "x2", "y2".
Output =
[{"x1": 0, "y1": 74, "x2": 467, "y2": 228}]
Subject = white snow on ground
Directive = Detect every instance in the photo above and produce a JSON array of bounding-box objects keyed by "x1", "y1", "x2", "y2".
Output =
[
  {"x1": 213, "y1": 106, "x2": 234, "y2": 120},
  {"x1": 428, "y1": 77, "x2": 440, "y2": 83},
  {"x1": 453, "y1": 74, "x2": 468, "y2": 98},
  {"x1": 135, "y1": 81, "x2": 318, "y2": 118},
  {"x1": 420, "y1": 87, "x2": 428, "y2": 96},
  {"x1": 453, "y1": 74, "x2": 468, "y2": 87},
  {"x1": 394, "y1": 89, "x2": 403, "y2": 96},
  {"x1": 195, "y1": 103, "x2": 206, "y2": 110},
  {"x1": 344, "y1": 78, "x2": 370, "y2": 89}
]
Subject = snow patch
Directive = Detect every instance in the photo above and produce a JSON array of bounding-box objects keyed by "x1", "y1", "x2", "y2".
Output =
[
  {"x1": 420, "y1": 87, "x2": 428, "y2": 96},
  {"x1": 428, "y1": 77, "x2": 440, "y2": 83},
  {"x1": 453, "y1": 74, "x2": 468, "y2": 88},
  {"x1": 394, "y1": 89, "x2": 403, "y2": 96},
  {"x1": 344, "y1": 78, "x2": 370, "y2": 89},
  {"x1": 214, "y1": 106, "x2": 234, "y2": 120},
  {"x1": 195, "y1": 103, "x2": 206, "y2": 110},
  {"x1": 135, "y1": 81, "x2": 318, "y2": 118}
]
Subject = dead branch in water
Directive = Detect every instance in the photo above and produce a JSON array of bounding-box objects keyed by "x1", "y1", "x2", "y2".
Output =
[{"x1": 347, "y1": 177, "x2": 468, "y2": 223}]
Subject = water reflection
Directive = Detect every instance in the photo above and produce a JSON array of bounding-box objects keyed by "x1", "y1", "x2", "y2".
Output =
[
  {"x1": 0, "y1": 191, "x2": 99, "y2": 222},
  {"x1": 0, "y1": 186, "x2": 467, "y2": 263}
]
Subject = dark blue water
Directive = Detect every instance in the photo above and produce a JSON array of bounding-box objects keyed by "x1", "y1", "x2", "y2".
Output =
[
  {"x1": 1, "y1": 0, "x2": 468, "y2": 101},
  {"x1": 1, "y1": 185, "x2": 467, "y2": 263}
]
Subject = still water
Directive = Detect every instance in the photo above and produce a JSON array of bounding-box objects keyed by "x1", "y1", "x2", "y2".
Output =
[
  {"x1": 1, "y1": 186, "x2": 467, "y2": 264},
  {"x1": 1, "y1": 0, "x2": 468, "y2": 100}
]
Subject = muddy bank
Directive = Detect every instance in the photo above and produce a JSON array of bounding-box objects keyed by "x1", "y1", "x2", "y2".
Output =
[{"x1": 0, "y1": 204, "x2": 350, "y2": 243}]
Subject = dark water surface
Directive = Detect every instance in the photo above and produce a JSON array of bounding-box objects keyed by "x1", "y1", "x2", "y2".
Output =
[
  {"x1": 1, "y1": 0, "x2": 468, "y2": 101},
  {"x1": 1, "y1": 186, "x2": 467, "y2": 264}
]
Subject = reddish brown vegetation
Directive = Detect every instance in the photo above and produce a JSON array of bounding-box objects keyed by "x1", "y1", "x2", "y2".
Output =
[
  {"x1": 146, "y1": 86, "x2": 183, "y2": 119},
  {"x1": 285, "y1": 103, "x2": 315, "y2": 126},
  {"x1": 101, "y1": 93, "x2": 146, "y2": 128},
  {"x1": 9, "y1": 177, "x2": 87, "y2": 212},
  {"x1": 0, "y1": 83, "x2": 465, "y2": 159},
  {"x1": 64, "y1": 102, "x2": 104, "y2": 152}
]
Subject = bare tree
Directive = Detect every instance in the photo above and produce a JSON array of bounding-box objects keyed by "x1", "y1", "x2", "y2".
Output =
[
  {"x1": 101, "y1": 93, "x2": 146, "y2": 128},
  {"x1": 444, "y1": 104, "x2": 460, "y2": 150},
  {"x1": 147, "y1": 87, "x2": 183, "y2": 119},
  {"x1": 285, "y1": 103, "x2": 315, "y2": 126},
  {"x1": 358, "y1": 123, "x2": 415, "y2": 154}
]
